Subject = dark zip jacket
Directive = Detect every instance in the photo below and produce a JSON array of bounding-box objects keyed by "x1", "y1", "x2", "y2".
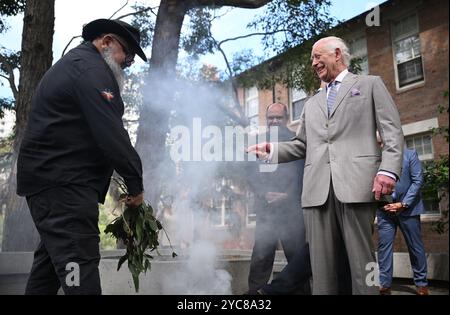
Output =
[{"x1": 17, "y1": 41, "x2": 143, "y2": 202}]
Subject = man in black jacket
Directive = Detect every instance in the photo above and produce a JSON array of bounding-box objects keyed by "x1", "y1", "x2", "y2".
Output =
[
  {"x1": 17, "y1": 19, "x2": 147, "y2": 295},
  {"x1": 246, "y1": 103, "x2": 306, "y2": 294}
]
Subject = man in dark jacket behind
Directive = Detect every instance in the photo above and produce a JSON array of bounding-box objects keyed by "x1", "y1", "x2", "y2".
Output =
[
  {"x1": 246, "y1": 103, "x2": 306, "y2": 294},
  {"x1": 17, "y1": 19, "x2": 148, "y2": 295}
]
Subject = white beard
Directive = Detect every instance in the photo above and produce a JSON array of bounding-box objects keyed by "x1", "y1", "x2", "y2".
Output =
[{"x1": 101, "y1": 47, "x2": 125, "y2": 93}]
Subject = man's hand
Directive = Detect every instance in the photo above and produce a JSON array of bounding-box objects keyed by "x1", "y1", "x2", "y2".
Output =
[
  {"x1": 246, "y1": 142, "x2": 271, "y2": 160},
  {"x1": 372, "y1": 175, "x2": 396, "y2": 200},
  {"x1": 125, "y1": 192, "x2": 144, "y2": 208},
  {"x1": 383, "y1": 202, "x2": 404, "y2": 214}
]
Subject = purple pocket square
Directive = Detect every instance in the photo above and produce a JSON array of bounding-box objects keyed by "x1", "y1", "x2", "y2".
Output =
[{"x1": 351, "y1": 88, "x2": 361, "y2": 97}]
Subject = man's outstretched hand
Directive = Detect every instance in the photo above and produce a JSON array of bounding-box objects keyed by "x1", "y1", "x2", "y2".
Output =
[{"x1": 246, "y1": 142, "x2": 272, "y2": 160}]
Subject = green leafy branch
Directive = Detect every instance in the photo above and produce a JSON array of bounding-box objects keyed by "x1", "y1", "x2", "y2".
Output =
[{"x1": 104, "y1": 177, "x2": 177, "y2": 292}]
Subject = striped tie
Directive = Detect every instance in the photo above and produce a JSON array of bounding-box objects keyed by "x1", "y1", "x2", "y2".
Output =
[{"x1": 327, "y1": 81, "x2": 338, "y2": 117}]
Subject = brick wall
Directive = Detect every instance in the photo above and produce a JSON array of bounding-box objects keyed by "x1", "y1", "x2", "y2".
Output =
[{"x1": 374, "y1": 220, "x2": 449, "y2": 254}]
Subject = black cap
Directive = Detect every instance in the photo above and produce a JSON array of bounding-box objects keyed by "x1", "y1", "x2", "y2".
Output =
[{"x1": 82, "y1": 19, "x2": 147, "y2": 62}]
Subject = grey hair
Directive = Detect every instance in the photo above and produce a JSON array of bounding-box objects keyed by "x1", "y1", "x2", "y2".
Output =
[{"x1": 313, "y1": 36, "x2": 352, "y2": 67}]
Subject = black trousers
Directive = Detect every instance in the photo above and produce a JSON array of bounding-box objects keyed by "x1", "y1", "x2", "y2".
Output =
[
  {"x1": 25, "y1": 185, "x2": 101, "y2": 295},
  {"x1": 248, "y1": 201, "x2": 305, "y2": 293}
]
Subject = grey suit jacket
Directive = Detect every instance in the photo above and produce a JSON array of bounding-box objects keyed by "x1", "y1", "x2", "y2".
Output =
[{"x1": 272, "y1": 73, "x2": 404, "y2": 207}]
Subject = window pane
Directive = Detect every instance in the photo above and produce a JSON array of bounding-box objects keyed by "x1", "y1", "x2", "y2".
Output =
[
  {"x1": 292, "y1": 99, "x2": 306, "y2": 121},
  {"x1": 249, "y1": 116, "x2": 259, "y2": 129},
  {"x1": 423, "y1": 143, "x2": 432, "y2": 155},
  {"x1": 405, "y1": 134, "x2": 435, "y2": 160},
  {"x1": 210, "y1": 203, "x2": 222, "y2": 226},
  {"x1": 422, "y1": 189, "x2": 441, "y2": 215},
  {"x1": 398, "y1": 57, "x2": 424, "y2": 87},
  {"x1": 247, "y1": 99, "x2": 259, "y2": 117},
  {"x1": 350, "y1": 36, "x2": 368, "y2": 57},
  {"x1": 406, "y1": 139, "x2": 414, "y2": 148},
  {"x1": 246, "y1": 87, "x2": 258, "y2": 99},
  {"x1": 360, "y1": 57, "x2": 369, "y2": 75},
  {"x1": 292, "y1": 88, "x2": 307, "y2": 101},
  {"x1": 395, "y1": 35, "x2": 421, "y2": 64}
]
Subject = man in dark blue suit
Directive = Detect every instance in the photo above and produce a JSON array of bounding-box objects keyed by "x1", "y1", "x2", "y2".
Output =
[{"x1": 377, "y1": 139, "x2": 429, "y2": 295}]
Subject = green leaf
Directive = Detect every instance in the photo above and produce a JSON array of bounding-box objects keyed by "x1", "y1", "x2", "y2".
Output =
[
  {"x1": 148, "y1": 220, "x2": 158, "y2": 233},
  {"x1": 144, "y1": 259, "x2": 150, "y2": 272},
  {"x1": 117, "y1": 254, "x2": 128, "y2": 271},
  {"x1": 132, "y1": 273, "x2": 140, "y2": 293},
  {"x1": 135, "y1": 215, "x2": 143, "y2": 243}
]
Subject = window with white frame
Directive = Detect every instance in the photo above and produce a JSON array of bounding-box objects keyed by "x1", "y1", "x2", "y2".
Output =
[
  {"x1": 348, "y1": 35, "x2": 369, "y2": 75},
  {"x1": 246, "y1": 191, "x2": 256, "y2": 226},
  {"x1": 245, "y1": 87, "x2": 259, "y2": 130},
  {"x1": 392, "y1": 13, "x2": 424, "y2": 88},
  {"x1": 211, "y1": 177, "x2": 234, "y2": 227},
  {"x1": 290, "y1": 88, "x2": 307, "y2": 122},
  {"x1": 405, "y1": 133, "x2": 440, "y2": 215},
  {"x1": 406, "y1": 133, "x2": 434, "y2": 161}
]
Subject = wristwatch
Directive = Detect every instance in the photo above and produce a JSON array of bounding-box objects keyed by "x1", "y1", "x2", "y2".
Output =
[{"x1": 401, "y1": 202, "x2": 409, "y2": 209}]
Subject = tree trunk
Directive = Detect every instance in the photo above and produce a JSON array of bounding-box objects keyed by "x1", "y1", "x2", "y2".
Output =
[
  {"x1": 2, "y1": 0, "x2": 55, "y2": 251},
  {"x1": 135, "y1": 0, "x2": 189, "y2": 206}
]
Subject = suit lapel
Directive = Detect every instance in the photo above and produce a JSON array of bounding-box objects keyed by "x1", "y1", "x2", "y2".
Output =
[
  {"x1": 330, "y1": 74, "x2": 358, "y2": 118},
  {"x1": 316, "y1": 88, "x2": 328, "y2": 118}
]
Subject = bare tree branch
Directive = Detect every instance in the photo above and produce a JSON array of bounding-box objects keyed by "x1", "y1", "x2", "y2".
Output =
[
  {"x1": 61, "y1": 35, "x2": 82, "y2": 57},
  {"x1": 215, "y1": 43, "x2": 247, "y2": 121},
  {"x1": 193, "y1": 0, "x2": 271, "y2": 9},
  {"x1": 0, "y1": 53, "x2": 18, "y2": 101},
  {"x1": 218, "y1": 29, "x2": 291, "y2": 46},
  {"x1": 61, "y1": 2, "x2": 158, "y2": 57},
  {"x1": 109, "y1": 0, "x2": 129, "y2": 19},
  {"x1": 115, "y1": 6, "x2": 158, "y2": 20}
]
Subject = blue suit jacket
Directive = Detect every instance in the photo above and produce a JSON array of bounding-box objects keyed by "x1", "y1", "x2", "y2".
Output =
[{"x1": 392, "y1": 148, "x2": 426, "y2": 216}]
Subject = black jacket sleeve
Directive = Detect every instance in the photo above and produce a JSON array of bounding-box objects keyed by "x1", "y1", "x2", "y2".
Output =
[{"x1": 73, "y1": 66, "x2": 144, "y2": 196}]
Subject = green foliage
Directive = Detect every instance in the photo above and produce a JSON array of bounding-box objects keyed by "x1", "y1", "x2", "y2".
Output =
[
  {"x1": 249, "y1": 0, "x2": 335, "y2": 54},
  {"x1": 423, "y1": 91, "x2": 449, "y2": 234},
  {"x1": 130, "y1": 3, "x2": 155, "y2": 49},
  {"x1": 98, "y1": 197, "x2": 118, "y2": 250},
  {"x1": 104, "y1": 177, "x2": 176, "y2": 292},
  {"x1": 235, "y1": 0, "x2": 335, "y2": 93},
  {"x1": 182, "y1": 8, "x2": 216, "y2": 56},
  {"x1": 229, "y1": 49, "x2": 265, "y2": 76},
  {"x1": 0, "y1": 0, "x2": 25, "y2": 33},
  {"x1": 0, "y1": 98, "x2": 14, "y2": 119}
]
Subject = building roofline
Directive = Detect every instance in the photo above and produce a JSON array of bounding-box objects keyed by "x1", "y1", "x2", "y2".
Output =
[{"x1": 235, "y1": 0, "x2": 393, "y2": 79}]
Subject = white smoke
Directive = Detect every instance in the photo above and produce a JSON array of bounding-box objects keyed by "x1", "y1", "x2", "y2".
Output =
[{"x1": 160, "y1": 241, "x2": 232, "y2": 295}]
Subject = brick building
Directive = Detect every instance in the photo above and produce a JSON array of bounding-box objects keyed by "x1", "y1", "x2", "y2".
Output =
[{"x1": 231, "y1": 0, "x2": 449, "y2": 255}]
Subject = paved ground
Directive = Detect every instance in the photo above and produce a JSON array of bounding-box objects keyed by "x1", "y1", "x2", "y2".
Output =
[
  {"x1": 0, "y1": 274, "x2": 447, "y2": 295},
  {"x1": 390, "y1": 279, "x2": 448, "y2": 295}
]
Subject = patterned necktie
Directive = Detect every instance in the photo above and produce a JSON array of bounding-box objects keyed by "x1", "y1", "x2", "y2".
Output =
[{"x1": 327, "y1": 81, "x2": 338, "y2": 117}]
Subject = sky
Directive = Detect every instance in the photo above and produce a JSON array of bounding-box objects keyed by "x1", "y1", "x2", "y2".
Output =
[{"x1": 0, "y1": 0, "x2": 387, "y2": 101}]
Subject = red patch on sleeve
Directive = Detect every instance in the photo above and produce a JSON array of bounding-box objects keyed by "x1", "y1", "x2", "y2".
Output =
[{"x1": 101, "y1": 90, "x2": 114, "y2": 102}]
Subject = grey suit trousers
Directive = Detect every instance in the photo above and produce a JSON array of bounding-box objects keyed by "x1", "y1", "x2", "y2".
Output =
[{"x1": 304, "y1": 183, "x2": 378, "y2": 295}]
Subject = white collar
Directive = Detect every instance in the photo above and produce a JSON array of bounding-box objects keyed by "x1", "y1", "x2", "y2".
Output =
[{"x1": 328, "y1": 69, "x2": 349, "y2": 88}]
